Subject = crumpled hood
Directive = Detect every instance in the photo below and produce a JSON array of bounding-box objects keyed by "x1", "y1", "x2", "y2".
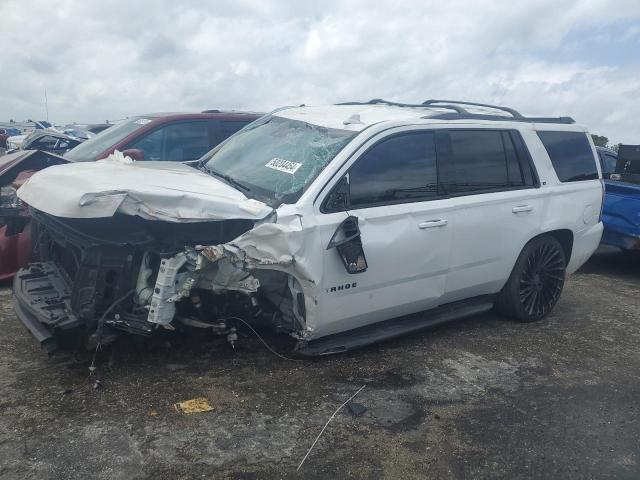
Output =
[{"x1": 17, "y1": 156, "x2": 273, "y2": 222}]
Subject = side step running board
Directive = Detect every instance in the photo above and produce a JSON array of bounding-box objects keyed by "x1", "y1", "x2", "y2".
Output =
[{"x1": 296, "y1": 296, "x2": 494, "y2": 356}]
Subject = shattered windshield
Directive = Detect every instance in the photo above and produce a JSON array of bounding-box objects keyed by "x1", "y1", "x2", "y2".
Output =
[
  {"x1": 201, "y1": 115, "x2": 356, "y2": 203},
  {"x1": 64, "y1": 117, "x2": 151, "y2": 162}
]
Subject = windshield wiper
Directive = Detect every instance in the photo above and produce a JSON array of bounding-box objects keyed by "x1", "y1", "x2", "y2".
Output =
[{"x1": 202, "y1": 166, "x2": 251, "y2": 191}]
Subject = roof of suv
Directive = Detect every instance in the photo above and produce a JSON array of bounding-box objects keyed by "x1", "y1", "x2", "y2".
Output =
[{"x1": 275, "y1": 99, "x2": 578, "y2": 132}]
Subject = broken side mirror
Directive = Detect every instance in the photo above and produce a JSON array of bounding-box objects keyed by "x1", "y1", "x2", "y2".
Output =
[
  {"x1": 327, "y1": 216, "x2": 368, "y2": 274},
  {"x1": 122, "y1": 148, "x2": 144, "y2": 161},
  {"x1": 324, "y1": 175, "x2": 349, "y2": 212}
]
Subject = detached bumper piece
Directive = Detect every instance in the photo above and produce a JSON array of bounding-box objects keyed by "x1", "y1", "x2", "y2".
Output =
[{"x1": 12, "y1": 262, "x2": 83, "y2": 354}]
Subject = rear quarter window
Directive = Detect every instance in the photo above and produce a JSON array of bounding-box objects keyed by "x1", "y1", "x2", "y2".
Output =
[{"x1": 537, "y1": 131, "x2": 598, "y2": 182}]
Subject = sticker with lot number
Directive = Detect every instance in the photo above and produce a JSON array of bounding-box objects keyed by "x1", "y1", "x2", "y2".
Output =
[{"x1": 265, "y1": 158, "x2": 302, "y2": 174}]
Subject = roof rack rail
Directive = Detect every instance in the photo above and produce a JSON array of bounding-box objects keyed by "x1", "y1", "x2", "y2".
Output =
[
  {"x1": 336, "y1": 98, "x2": 575, "y2": 124},
  {"x1": 422, "y1": 99, "x2": 524, "y2": 118},
  {"x1": 421, "y1": 99, "x2": 575, "y2": 124},
  {"x1": 336, "y1": 98, "x2": 467, "y2": 114},
  {"x1": 424, "y1": 112, "x2": 575, "y2": 124}
]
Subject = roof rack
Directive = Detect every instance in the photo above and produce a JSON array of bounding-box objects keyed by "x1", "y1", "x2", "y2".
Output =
[
  {"x1": 336, "y1": 98, "x2": 575, "y2": 124},
  {"x1": 422, "y1": 99, "x2": 575, "y2": 124},
  {"x1": 422, "y1": 99, "x2": 524, "y2": 118},
  {"x1": 337, "y1": 98, "x2": 467, "y2": 115}
]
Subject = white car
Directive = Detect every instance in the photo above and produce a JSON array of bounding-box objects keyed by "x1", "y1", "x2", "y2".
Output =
[
  {"x1": 14, "y1": 100, "x2": 604, "y2": 355},
  {"x1": 6, "y1": 134, "x2": 27, "y2": 151}
]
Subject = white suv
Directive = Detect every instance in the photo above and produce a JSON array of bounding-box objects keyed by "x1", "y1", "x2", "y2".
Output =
[{"x1": 14, "y1": 99, "x2": 604, "y2": 355}]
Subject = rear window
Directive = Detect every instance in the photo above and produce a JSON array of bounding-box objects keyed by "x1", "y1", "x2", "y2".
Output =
[
  {"x1": 598, "y1": 151, "x2": 618, "y2": 175},
  {"x1": 537, "y1": 131, "x2": 598, "y2": 182}
]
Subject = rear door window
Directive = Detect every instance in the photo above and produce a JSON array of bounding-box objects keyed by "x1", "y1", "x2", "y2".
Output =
[
  {"x1": 537, "y1": 131, "x2": 598, "y2": 182},
  {"x1": 448, "y1": 130, "x2": 508, "y2": 193},
  {"x1": 348, "y1": 132, "x2": 438, "y2": 208},
  {"x1": 441, "y1": 129, "x2": 537, "y2": 194}
]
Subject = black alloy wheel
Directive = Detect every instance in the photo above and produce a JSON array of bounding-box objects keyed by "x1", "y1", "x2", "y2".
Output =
[
  {"x1": 497, "y1": 235, "x2": 567, "y2": 322},
  {"x1": 518, "y1": 241, "x2": 565, "y2": 318}
]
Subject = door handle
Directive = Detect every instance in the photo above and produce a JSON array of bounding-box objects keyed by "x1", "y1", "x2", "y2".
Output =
[
  {"x1": 512, "y1": 205, "x2": 533, "y2": 213},
  {"x1": 418, "y1": 219, "x2": 448, "y2": 229}
]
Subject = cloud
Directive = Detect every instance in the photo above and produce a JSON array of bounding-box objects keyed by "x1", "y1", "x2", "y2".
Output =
[{"x1": 0, "y1": 0, "x2": 638, "y2": 143}]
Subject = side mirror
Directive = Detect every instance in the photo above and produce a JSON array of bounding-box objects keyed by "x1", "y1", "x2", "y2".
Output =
[
  {"x1": 327, "y1": 216, "x2": 368, "y2": 274},
  {"x1": 324, "y1": 176, "x2": 349, "y2": 212},
  {"x1": 122, "y1": 148, "x2": 144, "y2": 161}
]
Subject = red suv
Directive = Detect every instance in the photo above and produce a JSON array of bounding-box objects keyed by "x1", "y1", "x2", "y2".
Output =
[
  {"x1": 0, "y1": 111, "x2": 262, "y2": 281},
  {"x1": 64, "y1": 111, "x2": 260, "y2": 163}
]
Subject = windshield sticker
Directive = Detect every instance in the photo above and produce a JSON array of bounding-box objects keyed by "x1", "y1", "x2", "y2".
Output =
[
  {"x1": 134, "y1": 118, "x2": 152, "y2": 125},
  {"x1": 265, "y1": 158, "x2": 302, "y2": 175}
]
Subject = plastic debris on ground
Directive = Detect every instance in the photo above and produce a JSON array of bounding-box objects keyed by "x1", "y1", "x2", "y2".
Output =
[{"x1": 173, "y1": 397, "x2": 214, "y2": 414}]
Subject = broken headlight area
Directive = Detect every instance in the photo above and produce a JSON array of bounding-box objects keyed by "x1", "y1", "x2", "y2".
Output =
[{"x1": 15, "y1": 208, "x2": 307, "y2": 352}]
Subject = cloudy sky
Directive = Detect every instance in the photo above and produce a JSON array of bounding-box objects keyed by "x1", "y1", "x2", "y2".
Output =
[{"x1": 1, "y1": 0, "x2": 639, "y2": 143}]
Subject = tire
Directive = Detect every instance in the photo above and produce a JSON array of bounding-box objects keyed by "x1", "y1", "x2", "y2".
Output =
[{"x1": 496, "y1": 235, "x2": 567, "y2": 322}]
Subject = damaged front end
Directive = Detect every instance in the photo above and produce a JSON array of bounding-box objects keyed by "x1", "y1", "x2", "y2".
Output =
[
  {"x1": 14, "y1": 207, "x2": 310, "y2": 353},
  {"x1": 13, "y1": 111, "x2": 358, "y2": 354}
]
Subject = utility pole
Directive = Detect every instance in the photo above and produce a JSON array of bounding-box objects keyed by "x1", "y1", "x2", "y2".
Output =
[{"x1": 44, "y1": 88, "x2": 49, "y2": 122}]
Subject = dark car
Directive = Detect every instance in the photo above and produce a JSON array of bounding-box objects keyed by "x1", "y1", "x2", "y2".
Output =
[
  {"x1": 0, "y1": 111, "x2": 262, "y2": 281},
  {"x1": 0, "y1": 150, "x2": 68, "y2": 281},
  {"x1": 85, "y1": 123, "x2": 113, "y2": 134},
  {"x1": 64, "y1": 111, "x2": 261, "y2": 163},
  {"x1": 18, "y1": 130, "x2": 86, "y2": 155}
]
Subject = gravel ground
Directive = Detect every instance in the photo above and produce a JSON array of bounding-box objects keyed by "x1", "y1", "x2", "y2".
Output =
[{"x1": 0, "y1": 247, "x2": 639, "y2": 479}]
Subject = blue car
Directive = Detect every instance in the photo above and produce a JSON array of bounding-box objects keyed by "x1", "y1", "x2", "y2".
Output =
[{"x1": 599, "y1": 145, "x2": 640, "y2": 251}]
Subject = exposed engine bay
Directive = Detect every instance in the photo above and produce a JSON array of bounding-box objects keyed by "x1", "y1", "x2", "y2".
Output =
[{"x1": 15, "y1": 207, "x2": 309, "y2": 353}]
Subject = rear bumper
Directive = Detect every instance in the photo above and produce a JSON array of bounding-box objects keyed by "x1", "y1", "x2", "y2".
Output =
[{"x1": 12, "y1": 262, "x2": 83, "y2": 353}]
